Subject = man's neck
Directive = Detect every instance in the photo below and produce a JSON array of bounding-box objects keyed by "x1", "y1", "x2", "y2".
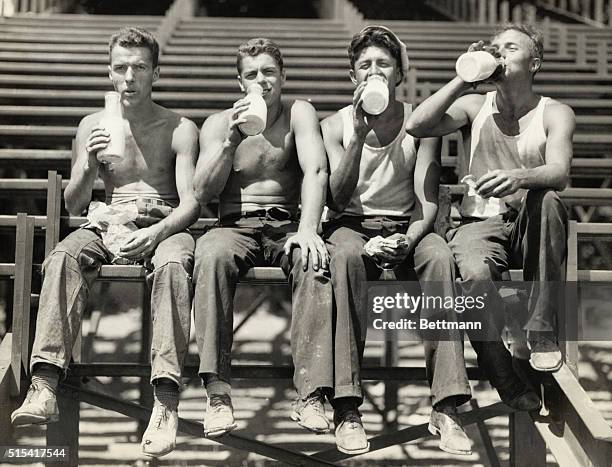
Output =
[
  {"x1": 266, "y1": 99, "x2": 283, "y2": 128},
  {"x1": 495, "y1": 80, "x2": 538, "y2": 119},
  {"x1": 122, "y1": 99, "x2": 156, "y2": 122},
  {"x1": 372, "y1": 97, "x2": 402, "y2": 126}
]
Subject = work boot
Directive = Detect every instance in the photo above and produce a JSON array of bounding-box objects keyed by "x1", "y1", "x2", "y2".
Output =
[
  {"x1": 141, "y1": 400, "x2": 178, "y2": 458},
  {"x1": 472, "y1": 340, "x2": 540, "y2": 408},
  {"x1": 428, "y1": 406, "x2": 472, "y2": 455},
  {"x1": 11, "y1": 382, "x2": 59, "y2": 426},
  {"x1": 333, "y1": 404, "x2": 369, "y2": 455},
  {"x1": 203, "y1": 394, "x2": 237, "y2": 437},
  {"x1": 291, "y1": 389, "x2": 330, "y2": 433},
  {"x1": 529, "y1": 332, "x2": 562, "y2": 372}
]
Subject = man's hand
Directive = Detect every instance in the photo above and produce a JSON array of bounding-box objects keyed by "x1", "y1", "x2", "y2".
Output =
[
  {"x1": 226, "y1": 98, "x2": 251, "y2": 146},
  {"x1": 352, "y1": 81, "x2": 373, "y2": 139},
  {"x1": 376, "y1": 233, "x2": 413, "y2": 266},
  {"x1": 86, "y1": 126, "x2": 110, "y2": 156},
  {"x1": 119, "y1": 225, "x2": 164, "y2": 260},
  {"x1": 283, "y1": 229, "x2": 329, "y2": 271},
  {"x1": 476, "y1": 169, "x2": 524, "y2": 198}
]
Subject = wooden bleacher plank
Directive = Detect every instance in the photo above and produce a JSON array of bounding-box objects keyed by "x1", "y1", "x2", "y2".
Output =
[{"x1": 0, "y1": 263, "x2": 16, "y2": 276}]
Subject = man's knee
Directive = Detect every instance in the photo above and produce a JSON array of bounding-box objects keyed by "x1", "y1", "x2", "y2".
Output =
[
  {"x1": 527, "y1": 189, "x2": 565, "y2": 216},
  {"x1": 153, "y1": 235, "x2": 194, "y2": 275},
  {"x1": 415, "y1": 233, "x2": 454, "y2": 268},
  {"x1": 194, "y1": 231, "x2": 236, "y2": 278},
  {"x1": 458, "y1": 258, "x2": 496, "y2": 282},
  {"x1": 329, "y1": 246, "x2": 365, "y2": 274}
]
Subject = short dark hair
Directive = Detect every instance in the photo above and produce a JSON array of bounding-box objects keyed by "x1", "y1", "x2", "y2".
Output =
[
  {"x1": 493, "y1": 23, "x2": 544, "y2": 62},
  {"x1": 348, "y1": 26, "x2": 403, "y2": 80},
  {"x1": 236, "y1": 38, "x2": 284, "y2": 74},
  {"x1": 109, "y1": 27, "x2": 159, "y2": 68}
]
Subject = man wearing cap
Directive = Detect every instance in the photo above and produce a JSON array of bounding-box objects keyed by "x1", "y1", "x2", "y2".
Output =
[
  {"x1": 407, "y1": 24, "x2": 574, "y2": 375},
  {"x1": 192, "y1": 38, "x2": 332, "y2": 438},
  {"x1": 319, "y1": 25, "x2": 473, "y2": 456}
]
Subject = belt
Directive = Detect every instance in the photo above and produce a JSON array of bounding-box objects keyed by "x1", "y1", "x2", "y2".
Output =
[{"x1": 221, "y1": 207, "x2": 294, "y2": 224}]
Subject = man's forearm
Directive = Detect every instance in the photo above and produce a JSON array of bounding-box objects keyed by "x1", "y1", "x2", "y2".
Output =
[
  {"x1": 516, "y1": 165, "x2": 569, "y2": 191},
  {"x1": 299, "y1": 168, "x2": 328, "y2": 231},
  {"x1": 328, "y1": 134, "x2": 365, "y2": 211},
  {"x1": 407, "y1": 77, "x2": 469, "y2": 136},
  {"x1": 194, "y1": 140, "x2": 236, "y2": 203},
  {"x1": 404, "y1": 205, "x2": 437, "y2": 251},
  {"x1": 65, "y1": 155, "x2": 98, "y2": 215},
  {"x1": 153, "y1": 198, "x2": 200, "y2": 240}
]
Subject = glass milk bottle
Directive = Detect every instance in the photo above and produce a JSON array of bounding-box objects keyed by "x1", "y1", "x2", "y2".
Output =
[
  {"x1": 239, "y1": 83, "x2": 267, "y2": 136},
  {"x1": 97, "y1": 91, "x2": 126, "y2": 163},
  {"x1": 361, "y1": 75, "x2": 389, "y2": 115},
  {"x1": 455, "y1": 51, "x2": 502, "y2": 83}
]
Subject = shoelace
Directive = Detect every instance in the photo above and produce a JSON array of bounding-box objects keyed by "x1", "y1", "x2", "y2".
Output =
[
  {"x1": 304, "y1": 393, "x2": 325, "y2": 413},
  {"x1": 337, "y1": 409, "x2": 362, "y2": 428},
  {"x1": 152, "y1": 403, "x2": 170, "y2": 429},
  {"x1": 209, "y1": 394, "x2": 232, "y2": 412},
  {"x1": 24, "y1": 382, "x2": 48, "y2": 404}
]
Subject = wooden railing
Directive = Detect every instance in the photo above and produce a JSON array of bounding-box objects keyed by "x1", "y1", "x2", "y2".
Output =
[
  {"x1": 316, "y1": 0, "x2": 365, "y2": 34},
  {"x1": 156, "y1": 0, "x2": 198, "y2": 51},
  {"x1": 538, "y1": 0, "x2": 612, "y2": 27},
  {"x1": 0, "y1": 0, "x2": 74, "y2": 16},
  {"x1": 425, "y1": 0, "x2": 612, "y2": 26}
]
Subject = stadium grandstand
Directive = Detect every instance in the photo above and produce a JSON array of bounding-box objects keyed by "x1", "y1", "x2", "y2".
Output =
[{"x1": 0, "y1": 0, "x2": 611, "y2": 465}]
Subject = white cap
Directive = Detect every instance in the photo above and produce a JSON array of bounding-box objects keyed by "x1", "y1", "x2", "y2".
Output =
[{"x1": 358, "y1": 25, "x2": 410, "y2": 82}]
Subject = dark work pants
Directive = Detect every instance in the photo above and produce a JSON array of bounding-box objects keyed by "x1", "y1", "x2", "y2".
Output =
[
  {"x1": 447, "y1": 189, "x2": 567, "y2": 398},
  {"x1": 324, "y1": 216, "x2": 472, "y2": 407},
  {"x1": 192, "y1": 218, "x2": 333, "y2": 399}
]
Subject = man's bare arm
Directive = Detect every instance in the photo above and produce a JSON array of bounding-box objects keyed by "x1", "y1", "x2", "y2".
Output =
[
  {"x1": 65, "y1": 114, "x2": 101, "y2": 215},
  {"x1": 157, "y1": 118, "x2": 201, "y2": 236},
  {"x1": 477, "y1": 102, "x2": 575, "y2": 197},
  {"x1": 283, "y1": 100, "x2": 329, "y2": 271},
  {"x1": 193, "y1": 99, "x2": 249, "y2": 204},
  {"x1": 406, "y1": 77, "x2": 482, "y2": 138},
  {"x1": 405, "y1": 137, "x2": 442, "y2": 247},
  {"x1": 321, "y1": 112, "x2": 364, "y2": 212},
  {"x1": 293, "y1": 101, "x2": 328, "y2": 231}
]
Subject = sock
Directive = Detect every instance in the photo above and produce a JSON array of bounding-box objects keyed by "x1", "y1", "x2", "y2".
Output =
[
  {"x1": 205, "y1": 380, "x2": 231, "y2": 397},
  {"x1": 31, "y1": 363, "x2": 60, "y2": 392},
  {"x1": 434, "y1": 396, "x2": 457, "y2": 415},
  {"x1": 154, "y1": 378, "x2": 179, "y2": 411}
]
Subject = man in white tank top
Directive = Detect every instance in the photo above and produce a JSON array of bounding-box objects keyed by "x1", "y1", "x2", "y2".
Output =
[
  {"x1": 407, "y1": 25, "x2": 575, "y2": 377},
  {"x1": 321, "y1": 26, "x2": 474, "y2": 456}
]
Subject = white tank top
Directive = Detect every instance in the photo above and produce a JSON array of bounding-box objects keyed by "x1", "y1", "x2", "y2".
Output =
[
  {"x1": 328, "y1": 103, "x2": 417, "y2": 218},
  {"x1": 460, "y1": 91, "x2": 549, "y2": 218}
]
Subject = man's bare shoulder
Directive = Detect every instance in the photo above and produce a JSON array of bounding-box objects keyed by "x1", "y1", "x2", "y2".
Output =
[
  {"x1": 288, "y1": 99, "x2": 318, "y2": 129},
  {"x1": 78, "y1": 110, "x2": 104, "y2": 132},
  {"x1": 320, "y1": 109, "x2": 343, "y2": 134},
  {"x1": 200, "y1": 108, "x2": 232, "y2": 135},
  {"x1": 544, "y1": 98, "x2": 575, "y2": 124},
  {"x1": 455, "y1": 92, "x2": 487, "y2": 117}
]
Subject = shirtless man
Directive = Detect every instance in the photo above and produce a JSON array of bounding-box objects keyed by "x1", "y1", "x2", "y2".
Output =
[
  {"x1": 192, "y1": 38, "x2": 331, "y2": 438},
  {"x1": 407, "y1": 24, "x2": 574, "y2": 375},
  {"x1": 11, "y1": 28, "x2": 200, "y2": 459}
]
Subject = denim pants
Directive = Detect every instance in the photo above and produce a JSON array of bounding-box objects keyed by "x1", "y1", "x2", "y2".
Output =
[
  {"x1": 446, "y1": 189, "x2": 567, "y2": 400},
  {"x1": 192, "y1": 217, "x2": 333, "y2": 398},
  {"x1": 30, "y1": 228, "x2": 195, "y2": 387},
  {"x1": 447, "y1": 189, "x2": 568, "y2": 334},
  {"x1": 323, "y1": 216, "x2": 472, "y2": 406}
]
